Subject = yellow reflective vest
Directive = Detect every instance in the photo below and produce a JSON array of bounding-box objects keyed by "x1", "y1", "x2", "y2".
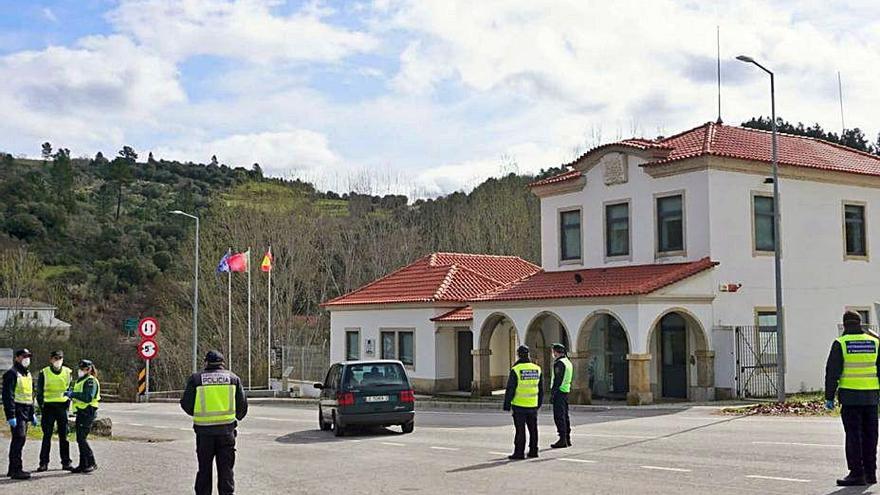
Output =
[
  {"x1": 552, "y1": 357, "x2": 573, "y2": 394},
  {"x1": 13, "y1": 371, "x2": 33, "y2": 405},
  {"x1": 837, "y1": 334, "x2": 880, "y2": 391},
  {"x1": 193, "y1": 371, "x2": 237, "y2": 426},
  {"x1": 41, "y1": 366, "x2": 72, "y2": 403},
  {"x1": 510, "y1": 362, "x2": 542, "y2": 408},
  {"x1": 72, "y1": 375, "x2": 101, "y2": 411}
]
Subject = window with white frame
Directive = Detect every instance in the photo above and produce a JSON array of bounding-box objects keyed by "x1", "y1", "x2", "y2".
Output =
[
  {"x1": 380, "y1": 329, "x2": 415, "y2": 366},
  {"x1": 656, "y1": 194, "x2": 684, "y2": 254},
  {"x1": 559, "y1": 209, "x2": 582, "y2": 262},
  {"x1": 605, "y1": 202, "x2": 630, "y2": 258},
  {"x1": 753, "y1": 195, "x2": 775, "y2": 253},
  {"x1": 844, "y1": 203, "x2": 867, "y2": 257},
  {"x1": 345, "y1": 330, "x2": 360, "y2": 361}
]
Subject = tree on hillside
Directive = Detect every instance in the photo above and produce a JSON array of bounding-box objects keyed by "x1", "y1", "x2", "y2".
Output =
[
  {"x1": 211, "y1": 155, "x2": 219, "y2": 166},
  {"x1": 93, "y1": 151, "x2": 108, "y2": 167},
  {"x1": 148, "y1": 152, "x2": 157, "y2": 165},
  {"x1": 49, "y1": 148, "x2": 75, "y2": 208},
  {"x1": 251, "y1": 163, "x2": 263, "y2": 180},
  {"x1": 742, "y1": 116, "x2": 879, "y2": 155},
  {"x1": 109, "y1": 146, "x2": 137, "y2": 221},
  {"x1": 1, "y1": 153, "x2": 13, "y2": 168},
  {"x1": 41, "y1": 142, "x2": 52, "y2": 162}
]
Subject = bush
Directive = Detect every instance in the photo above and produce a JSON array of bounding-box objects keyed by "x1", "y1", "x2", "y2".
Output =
[{"x1": 5, "y1": 213, "x2": 46, "y2": 241}]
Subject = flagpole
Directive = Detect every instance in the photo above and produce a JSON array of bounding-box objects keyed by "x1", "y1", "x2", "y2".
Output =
[
  {"x1": 267, "y1": 246, "x2": 272, "y2": 390},
  {"x1": 247, "y1": 247, "x2": 252, "y2": 390},
  {"x1": 227, "y1": 247, "x2": 232, "y2": 372}
]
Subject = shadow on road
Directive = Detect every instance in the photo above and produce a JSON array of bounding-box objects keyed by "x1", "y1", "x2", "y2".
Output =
[
  {"x1": 274, "y1": 426, "x2": 404, "y2": 444},
  {"x1": 823, "y1": 487, "x2": 876, "y2": 495},
  {"x1": 0, "y1": 470, "x2": 70, "y2": 485}
]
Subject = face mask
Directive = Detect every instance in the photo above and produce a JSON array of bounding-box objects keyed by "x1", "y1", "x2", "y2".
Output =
[
  {"x1": 78, "y1": 370, "x2": 87, "y2": 378},
  {"x1": 52, "y1": 360, "x2": 63, "y2": 370},
  {"x1": 21, "y1": 358, "x2": 30, "y2": 368}
]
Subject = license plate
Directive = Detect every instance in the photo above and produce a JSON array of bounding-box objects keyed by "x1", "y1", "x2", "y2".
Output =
[{"x1": 365, "y1": 395, "x2": 389, "y2": 403}]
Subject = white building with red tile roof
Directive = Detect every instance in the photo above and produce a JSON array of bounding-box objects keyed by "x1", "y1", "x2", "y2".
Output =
[{"x1": 323, "y1": 122, "x2": 880, "y2": 404}]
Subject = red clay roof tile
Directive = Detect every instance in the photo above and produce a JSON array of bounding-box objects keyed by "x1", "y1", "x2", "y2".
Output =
[{"x1": 431, "y1": 306, "x2": 474, "y2": 322}]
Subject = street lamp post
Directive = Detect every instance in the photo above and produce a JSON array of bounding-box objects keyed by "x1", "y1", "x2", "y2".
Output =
[
  {"x1": 737, "y1": 55, "x2": 786, "y2": 403},
  {"x1": 170, "y1": 210, "x2": 200, "y2": 375}
]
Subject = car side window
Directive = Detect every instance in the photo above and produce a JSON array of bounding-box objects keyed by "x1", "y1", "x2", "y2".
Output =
[{"x1": 324, "y1": 366, "x2": 337, "y2": 393}]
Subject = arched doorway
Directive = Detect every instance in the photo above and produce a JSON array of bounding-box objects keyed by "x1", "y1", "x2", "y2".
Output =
[
  {"x1": 582, "y1": 314, "x2": 630, "y2": 400},
  {"x1": 475, "y1": 313, "x2": 518, "y2": 396},
  {"x1": 648, "y1": 310, "x2": 711, "y2": 401},
  {"x1": 525, "y1": 312, "x2": 570, "y2": 392}
]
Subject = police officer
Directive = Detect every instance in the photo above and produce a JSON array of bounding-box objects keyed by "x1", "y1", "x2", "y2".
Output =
[
  {"x1": 825, "y1": 311, "x2": 880, "y2": 486},
  {"x1": 550, "y1": 343, "x2": 573, "y2": 448},
  {"x1": 2, "y1": 349, "x2": 38, "y2": 480},
  {"x1": 64, "y1": 359, "x2": 100, "y2": 473},
  {"x1": 503, "y1": 345, "x2": 543, "y2": 460},
  {"x1": 36, "y1": 350, "x2": 73, "y2": 472},
  {"x1": 181, "y1": 351, "x2": 248, "y2": 495}
]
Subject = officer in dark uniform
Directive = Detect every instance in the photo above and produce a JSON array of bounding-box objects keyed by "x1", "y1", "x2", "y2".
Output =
[
  {"x1": 825, "y1": 311, "x2": 880, "y2": 486},
  {"x1": 2, "y1": 348, "x2": 38, "y2": 480},
  {"x1": 550, "y1": 343, "x2": 573, "y2": 448},
  {"x1": 36, "y1": 349, "x2": 74, "y2": 472},
  {"x1": 181, "y1": 351, "x2": 248, "y2": 495},
  {"x1": 503, "y1": 345, "x2": 543, "y2": 460}
]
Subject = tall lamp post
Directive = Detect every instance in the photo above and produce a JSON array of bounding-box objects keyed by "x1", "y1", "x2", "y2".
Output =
[
  {"x1": 736, "y1": 55, "x2": 786, "y2": 403},
  {"x1": 170, "y1": 210, "x2": 200, "y2": 375}
]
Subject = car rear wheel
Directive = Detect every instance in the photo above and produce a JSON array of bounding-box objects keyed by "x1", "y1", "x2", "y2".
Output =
[
  {"x1": 318, "y1": 407, "x2": 331, "y2": 431},
  {"x1": 401, "y1": 421, "x2": 414, "y2": 434},
  {"x1": 332, "y1": 412, "x2": 346, "y2": 437}
]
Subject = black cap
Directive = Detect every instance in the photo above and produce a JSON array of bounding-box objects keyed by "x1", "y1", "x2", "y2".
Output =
[
  {"x1": 50, "y1": 350, "x2": 64, "y2": 359},
  {"x1": 14, "y1": 349, "x2": 32, "y2": 358},
  {"x1": 844, "y1": 311, "x2": 863, "y2": 325},
  {"x1": 551, "y1": 343, "x2": 567, "y2": 353},
  {"x1": 205, "y1": 350, "x2": 225, "y2": 363},
  {"x1": 78, "y1": 359, "x2": 94, "y2": 369},
  {"x1": 516, "y1": 345, "x2": 530, "y2": 358}
]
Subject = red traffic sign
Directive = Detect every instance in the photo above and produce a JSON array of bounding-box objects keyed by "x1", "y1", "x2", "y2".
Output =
[
  {"x1": 138, "y1": 339, "x2": 159, "y2": 360},
  {"x1": 138, "y1": 317, "x2": 159, "y2": 339}
]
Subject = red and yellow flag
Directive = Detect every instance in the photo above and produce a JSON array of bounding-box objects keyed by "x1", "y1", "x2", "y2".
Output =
[{"x1": 260, "y1": 248, "x2": 273, "y2": 273}]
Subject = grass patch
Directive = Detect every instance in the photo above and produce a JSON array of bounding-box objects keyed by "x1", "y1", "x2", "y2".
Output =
[
  {"x1": 222, "y1": 182, "x2": 310, "y2": 213},
  {"x1": 314, "y1": 198, "x2": 349, "y2": 217}
]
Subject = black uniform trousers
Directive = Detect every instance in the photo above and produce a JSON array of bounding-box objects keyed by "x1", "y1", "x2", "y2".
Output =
[
  {"x1": 511, "y1": 407, "x2": 538, "y2": 456},
  {"x1": 75, "y1": 407, "x2": 97, "y2": 468},
  {"x1": 40, "y1": 402, "x2": 71, "y2": 466},
  {"x1": 7, "y1": 405, "x2": 33, "y2": 475},
  {"x1": 195, "y1": 431, "x2": 236, "y2": 495},
  {"x1": 552, "y1": 392, "x2": 571, "y2": 441},
  {"x1": 841, "y1": 405, "x2": 879, "y2": 477}
]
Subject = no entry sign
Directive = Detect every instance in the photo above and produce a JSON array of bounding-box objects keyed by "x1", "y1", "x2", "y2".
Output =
[
  {"x1": 139, "y1": 339, "x2": 159, "y2": 360},
  {"x1": 138, "y1": 317, "x2": 159, "y2": 339}
]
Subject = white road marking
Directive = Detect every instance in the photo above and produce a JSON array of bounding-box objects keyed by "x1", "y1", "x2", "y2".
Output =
[
  {"x1": 381, "y1": 442, "x2": 405, "y2": 446},
  {"x1": 558, "y1": 458, "x2": 596, "y2": 464},
  {"x1": 572, "y1": 433, "x2": 653, "y2": 439},
  {"x1": 489, "y1": 451, "x2": 509, "y2": 456},
  {"x1": 129, "y1": 423, "x2": 143, "y2": 427},
  {"x1": 429, "y1": 446, "x2": 459, "y2": 451},
  {"x1": 349, "y1": 439, "x2": 362, "y2": 443},
  {"x1": 154, "y1": 425, "x2": 170, "y2": 429},
  {"x1": 752, "y1": 441, "x2": 839, "y2": 448},
  {"x1": 177, "y1": 428, "x2": 190, "y2": 431},
  {"x1": 640, "y1": 466, "x2": 691, "y2": 473},
  {"x1": 746, "y1": 475, "x2": 811, "y2": 483}
]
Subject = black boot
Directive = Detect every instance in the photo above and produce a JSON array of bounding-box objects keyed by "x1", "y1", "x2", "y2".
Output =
[
  {"x1": 566, "y1": 435, "x2": 573, "y2": 447},
  {"x1": 36, "y1": 464, "x2": 48, "y2": 473},
  {"x1": 61, "y1": 464, "x2": 74, "y2": 472},
  {"x1": 865, "y1": 472, "x2": 877, "y2": 485},
  {"x1": 10, "y1": 470, "x2": 31, "y2": 480},
  {"x1": 550, "y1": 438, "x2": 569, "y2": 449},
  {"x1": 527, "y1": 450, "x2": 539, "y2": 458},
  {"x1": 507, "y1": 453, "x2": 525, "y2": 460},
  {"x1": 837, "y1": 473, "x2": 867, "y2": 486}
]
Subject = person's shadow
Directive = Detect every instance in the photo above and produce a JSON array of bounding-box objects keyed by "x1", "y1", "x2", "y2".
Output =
[{"x1": 824, "y1": 486, "x2": 876, "y2": 495}]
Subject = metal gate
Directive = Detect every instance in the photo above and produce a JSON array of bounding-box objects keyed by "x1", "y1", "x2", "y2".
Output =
[{"x1": 734, "y1": 325, "x2": 778, "y2": 398}]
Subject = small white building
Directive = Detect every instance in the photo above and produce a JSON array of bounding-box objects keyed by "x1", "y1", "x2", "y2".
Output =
[
  {"x1": 323, "y1": 122, "x2": 880, "y2": 404},
  {"x1": 0, "y1": 298, "x2": 72, "y2": 339}
]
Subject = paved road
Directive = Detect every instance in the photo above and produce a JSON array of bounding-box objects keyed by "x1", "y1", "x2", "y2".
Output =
[{"x1": 0, "y1": 402, "x2": 874, "y2": 494}]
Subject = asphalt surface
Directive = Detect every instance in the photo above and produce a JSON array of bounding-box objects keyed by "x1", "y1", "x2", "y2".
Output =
[{"x1": 0, "y1": 402, "x2": 875, "y2": 494}]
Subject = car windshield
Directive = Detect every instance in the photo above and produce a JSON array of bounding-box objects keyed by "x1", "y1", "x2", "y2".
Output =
[{"x1": 343, "y1": 363, "x2": 407, "y2": 390}]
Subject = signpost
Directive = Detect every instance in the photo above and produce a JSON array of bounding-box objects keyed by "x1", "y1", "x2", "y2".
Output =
[{"x1": 137, "y1": 317, "x2": 160, "y2": 402}]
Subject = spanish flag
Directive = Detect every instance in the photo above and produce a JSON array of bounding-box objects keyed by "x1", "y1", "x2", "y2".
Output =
[{"x1": 260, "y1": 248, "x2": 273, "y2": 273}]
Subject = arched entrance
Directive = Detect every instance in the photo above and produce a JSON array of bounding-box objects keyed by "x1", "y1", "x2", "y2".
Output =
[
  {"x1": 525, "y1": 312, "x2": 570, "y2": 392},
  {"x1": 475, "y1": 313, "x2": 519, "y2": 396},
  {"x1": 648, "y1": 310, "x2": 712, "y2": 401},
  {"x1": 579, "y1": 313, "x2": 630, "y2": 400}
]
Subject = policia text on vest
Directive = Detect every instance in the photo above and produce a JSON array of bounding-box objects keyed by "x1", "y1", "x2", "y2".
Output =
[
  {"x1": 503, "y1": 346, "x2": 544, "y2": 460},
  {"x1": 825, "y1": 312, "x2": 880, "y2": 487},
  {"x1": 181, "y1": 351, "x2": 248, "y2": 495}
]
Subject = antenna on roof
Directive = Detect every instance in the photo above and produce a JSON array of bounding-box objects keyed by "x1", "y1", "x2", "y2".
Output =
[
  {"x1": 715, "y1": 26, "x2": 723, "y2": 124},
  {"x1": 837, "y1": 71, "x2": 846, "y2": 136}
]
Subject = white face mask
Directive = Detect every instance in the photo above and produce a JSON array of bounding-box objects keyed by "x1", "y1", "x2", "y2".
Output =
[
  {"x1": 52, "y1": 360, "x2": 63, "y2": 370},
  {"x1": 78, "y1": 370, "x2": 87, "y2": 378},
  {"x1": 20, "y1": 358, "x2": 30, "y2": 368}
]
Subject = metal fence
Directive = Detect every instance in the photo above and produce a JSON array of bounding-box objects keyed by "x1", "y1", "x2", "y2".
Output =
[
  {"x1": 281, "y1": 340, "x2": 330, "y2": 383},
  {"x1": 734, "y1": 325, "x2": 779, "y2": 399}
]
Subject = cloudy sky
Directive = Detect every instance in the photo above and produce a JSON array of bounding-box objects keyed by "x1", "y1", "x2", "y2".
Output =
[{"x1": 2, "y1": 1, "x2": 878, "y2": 197}]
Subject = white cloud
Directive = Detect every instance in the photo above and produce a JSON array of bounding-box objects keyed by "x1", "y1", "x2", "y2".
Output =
[
  {"x1": 41, "y1": 8, "x2": 58, "y2": 23},
  {"x1": 107, "y1": 0, "x2": 379, "y2": 64}
]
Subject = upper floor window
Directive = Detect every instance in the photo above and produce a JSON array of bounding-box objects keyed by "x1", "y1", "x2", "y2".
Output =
[
  {"x1": 753, "y1": 194, "x2": 775, "y2": 253},
  {"x1": 844, "y1": 203, "x2": 867, "y2": 258},
  {"x1": 345, "y1": 329, "x2": 360, "y2": 361},
  {"x1": 605, "y1": 201, "x2": 630, "y2": 258},
  {"x1": 559, "y1": 209, "x2": 582, "y2": 262},
  {"x1": 656, "y1": 194, "x2": 684, "y2": 254}
]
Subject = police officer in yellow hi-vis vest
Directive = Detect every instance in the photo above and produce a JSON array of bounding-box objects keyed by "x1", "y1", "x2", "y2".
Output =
[
  {"x1": 825, "y1": 311, "x2": 880, "y2": 487},
  {"x1": 36, "y1": 349, "x2": 73, "y2": 472},
  {"x1": 503, "y1": 345, "x2": 543, "y2": 460},
  {"x1": 181, "y1": 351, "x2": 248, "y2": 495},
  {"x1": 550, "y1": 343, "x2": 573, "y2": 449},
  {"x1": 2, "y1": 349, "x2": 38, "y2": 480},
  {"x1": 63, "y1": 359, "x2": 101, "y2": 473}
]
